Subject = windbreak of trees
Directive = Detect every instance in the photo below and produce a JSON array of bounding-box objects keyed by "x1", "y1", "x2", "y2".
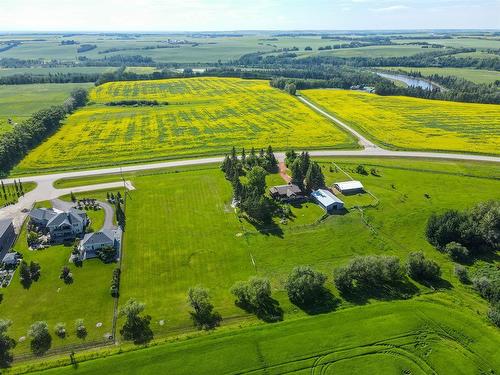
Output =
[
  {"x1": 0, "y1": 88, "x2": 89, "y2": 176},
  {"x1": 0, "y1": 72, "x2": 101, "y2": 85}
]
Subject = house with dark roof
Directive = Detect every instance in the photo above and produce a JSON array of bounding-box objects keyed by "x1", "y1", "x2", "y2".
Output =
[
  {"x1": 269, "y1": 184, "x2": 304, "y2": 202},
  {"x1": 29, "y1": 208, "x2": 88, "y2": 243},
  {"x1": 0, "y1": 219, "x2": 16, "y2": 253},
  {"x1": 79, "y1": 229, "x2": 121, "y2": 259}
]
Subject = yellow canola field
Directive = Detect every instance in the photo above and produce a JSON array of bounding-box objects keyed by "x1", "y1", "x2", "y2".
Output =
[
  {"x1": 16, "y1": 78, "x2": 356, "y2": 173},
  {"x1": 302, "y1": 89, "x2": 500, "y2": 155}
]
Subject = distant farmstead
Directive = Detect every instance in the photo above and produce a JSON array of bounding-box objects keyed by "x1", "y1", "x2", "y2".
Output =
[
  {"x1": 334, "y1": 180, "x2": 364, "y2": 195},
  {"x1": 311, "y1": 189, "x2": 344, "y2": 212},
  {"x1": 269, "y1": 184, "x2": 304, "y2": 202}
]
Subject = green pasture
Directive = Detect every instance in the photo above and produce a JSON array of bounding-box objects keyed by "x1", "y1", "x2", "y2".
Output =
[
  {"x1": 31, "y1": 297, "x2": 500, "y2": 375},
  {"x1": 0, "y1": 83, "x2": 93, "y2": 135}
]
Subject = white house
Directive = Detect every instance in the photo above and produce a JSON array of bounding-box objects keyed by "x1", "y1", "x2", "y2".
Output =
[
  {"x1": 334, "y1": 180, "x2": 364, "y2": 195},
  {"x1": 311, "y1": 189, "x2": 344, "y2": 212},
  {"x1": 79, "y1": 229, "x2": 121, "y2": 259}
]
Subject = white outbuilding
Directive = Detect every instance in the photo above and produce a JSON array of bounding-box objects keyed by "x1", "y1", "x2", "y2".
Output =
[
  {"x1": 311, "y1": 189, "x2": 344, "y2": 212},
  {"x1": 334, "y1": 180, "x2": 364, "y2": 195}
]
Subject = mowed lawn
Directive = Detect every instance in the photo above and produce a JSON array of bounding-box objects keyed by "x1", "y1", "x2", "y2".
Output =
[
  {"x1": 0, "y1": 83, "x2": 93, "y2": 136},
  {"x1": 0, "y1": 208, "x2": 116, "y2": 356},
  {"x1": 302, "y1": 89, "x2": 500, "y2": 155},
  {"x1": 14, "y1": 78, "x2": 357, "y2": 174},
  {"x1": 33, "y1": 298, "x2": 500, "y2": 375},
  {"x1": 118, "y1": 158, "x2": 500, "y2": 337}
]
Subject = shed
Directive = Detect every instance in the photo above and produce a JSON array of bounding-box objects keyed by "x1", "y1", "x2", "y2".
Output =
[
  {"x1": 0, "y1": 219, "x2": 16, "y2": 253},
  {"x1": 311, "y1": 189, "x2": 344, "y2": 212},
  {"x1": 334, "y1": 180, "x2": 364, "y2": 195}
]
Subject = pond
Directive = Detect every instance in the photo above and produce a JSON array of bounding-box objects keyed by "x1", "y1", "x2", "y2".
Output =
[{"x1": 376, "y1": 72, "x2": 440, "y2": 91}]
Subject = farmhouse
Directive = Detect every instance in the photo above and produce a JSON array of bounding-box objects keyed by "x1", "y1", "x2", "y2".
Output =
[
  {"x1": 0, "y1": 219, "x2": 16, "y2": 253},
  {"x1": 79, "y1": 229, "x2": 121, "y2": 259},
  {"x1": 334, "y1": 180, "x2": 364, "y2": 195},
  {"x1": 29, "y1": 207, "x2": 88, "y2": 242},
  {"x1": 311, "y1": 189, "x2": 344, "y2": 212},
  {"x1": 269, "y1": 184, "x2": 304, "y2": 202}
]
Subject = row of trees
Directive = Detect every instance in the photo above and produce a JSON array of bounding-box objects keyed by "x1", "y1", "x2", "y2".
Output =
[
  {"x1": 221, "y1": 147, "x2": 279, "y2": 223},
  {"x1": 286, "y1": 150, "x2": 325, "y2": 193},
  {"x1": 0, "y1": 88, "x2": 89, "y2": 176}
]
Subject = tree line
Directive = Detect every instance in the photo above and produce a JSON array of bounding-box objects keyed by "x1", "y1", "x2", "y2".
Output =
[{"x1": 0, "y1": 88, "x2": 89, "y2": 176}]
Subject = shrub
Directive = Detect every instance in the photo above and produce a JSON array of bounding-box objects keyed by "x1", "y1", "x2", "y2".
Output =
[
  {"x1": 75, "y1": 319, "x2": 87, "y2": 339},
  {"x1": 454, "y1": 264, "x2": 469, "y2": 283},
  {"x1": 285, "y1": 266, "x2": 327, "y2": 305},
  {"x1": 472, "y1": 277, "x2": 499, "y2": 303},
  {"x1": 187, "y1": 287, "x2": 221, "y2": 330},
  {"x1": 406, "y1": 252, "x2": 441, "y2": 282},
  {"x1": 445, "y1": 242, "x2": 469, "y2": 262},
  {"x1": 487, "y1": 303, "x2": 500, "y2": 327},
  {"x1": 54, "y1": 323, "x2": 66, "y2": 339},
  {"x1": 0, "y1": 320, "x2": 15, "y2": 367},
  {"x1": 28, "y1": 321, "x2": 51, "y2": 355},
  {"x1": 333, "y1": 255, "x2": 404, "y2": 293}
]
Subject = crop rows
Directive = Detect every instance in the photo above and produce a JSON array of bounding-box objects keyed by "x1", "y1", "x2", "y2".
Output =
[
  {"x1": 15, "y1": 78, "x2": 355, "y2": 173},
  {"x1": 302, "y1": 89, "x2": 500, "y2": 155}
]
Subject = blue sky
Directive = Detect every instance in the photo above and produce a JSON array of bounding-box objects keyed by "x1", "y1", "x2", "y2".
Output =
[{"x1": 0, "y1": 0, "x2": 498, "y2": 31}]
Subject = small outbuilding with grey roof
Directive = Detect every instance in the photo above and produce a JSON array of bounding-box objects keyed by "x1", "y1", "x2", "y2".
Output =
[
  {"x1": 334, "y1": 180, "x2": 364, "y2": 195},
  {"x1": 0, "y1": 219, "x2": 16, "y2": 254},
  {"x1": 311, "y1": 189, "x2": 344, "y2": 213}
]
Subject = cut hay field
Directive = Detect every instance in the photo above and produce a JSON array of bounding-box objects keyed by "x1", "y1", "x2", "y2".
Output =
[
  {"x1": 32, "y1": 299, "x2": 500, "y2": 375},
  {"x1": 0, "y1": 83, "x2": 93, "y2": 136},
  {"x1": 383, "y1": 67, "x2": 500, "y2": 84},
  {"x1": 14, "y1": 78, "x2": 357, "y2": 174},
  {"x1": 301, "y1": 89, "x2": 500, "y2": 155}
]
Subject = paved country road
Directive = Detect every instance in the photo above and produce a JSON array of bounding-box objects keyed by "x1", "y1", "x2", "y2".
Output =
[{"x1": 1, "y1": 95, "x2": 499, "y2": 228}]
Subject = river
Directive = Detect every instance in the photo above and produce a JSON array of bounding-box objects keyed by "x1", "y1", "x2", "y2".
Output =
[{"x1": 376, "y1": 72, "x2": 440, "y2": 91}]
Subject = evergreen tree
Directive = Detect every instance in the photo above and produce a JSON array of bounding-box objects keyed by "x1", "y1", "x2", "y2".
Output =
[
  {"x1": 290, "y1": 158, "x2": 305, "y2": 189},
  {"x1": 264, "y1": 145, "x2": 278, "y2": 172},
  {"x1": 241, "y1": 147, "x2": 246, "y2": 166},
  {"x1": 116, "y1": 200, "x2": 126, "y2": 229},
  {"x1": 305, "y1": 162, "x2": 325, "y2": 192}
]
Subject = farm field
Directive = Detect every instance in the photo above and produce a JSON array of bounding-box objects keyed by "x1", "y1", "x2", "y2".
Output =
[
  {"x1": 0, "y1": 67, "x2": 117, "y2": 77},
  {"x1": 0, "y1": 205, "x2": 116, "y2": 356},
  {"x1": 115, "y1": 157, "x2": 500, "y2": 336},
  {"x1": 14, "y1": 78, "x2": 357, "y2": 174},
  {"x1": 0, "y1": 83, "x2": 93, "y2": 135},
  {"x1": 383, "y1": 67, "x2": 500, "y2": 84},
  {"x1": 33, "y1": 298, "x2": 500, "y2": 375},
  {"x1": 301, "y1": 89, "x2": 500, "y2": 155}
]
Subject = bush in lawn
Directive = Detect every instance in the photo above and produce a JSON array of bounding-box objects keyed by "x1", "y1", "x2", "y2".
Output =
[
  {"x1": 19, "y1": 261, "x2": 33, "y2": 288},
  {"x1": 472, "y1": 277, "x2": 499, "y2": 304},
  {"x1": 0, "y1": 319, "x2": 15, "y2": 367},
  {"x1": 406, "y1": 252, "x2": 441, "y2": 282},
  {"x1": 28, "y1": 321, "x2": 51, "y2": 356},
  {"x1": 454, "y1": 264, "x2": 469, "y2": 283},
  {"x1": 60, "y1": 266, "x2": 73, "y2": 284},
  {"x1": 426, "y1": 210, "x2": 464, "y2": 250},
  {"x1": 445, "y1": 242, "x2": 469, "y2": 262},
  {"x1": 110, "y1": 268, "x2": 121, "y2": 297},
  {"x1": 29, "y1": 261, "x2": 41, "y2": 281},
  {"x1": 75, "y1": 319, "x2": 87, "y2": 339},
  {"x1": 355, "y1": 164, "x2": 368, "y2": 175},
  {"x1": 334, "y1": 255, "x2": 404, "y2": 294},
  {"x1": 54, "y1": 323, "x2": 66, "y2": 339},
  {"x1": 285, "y1": 266, "x2": 327, "y2": 306},
  {"x1": 488, "y1": 303, "x2": 500, "y2": 327},
  {"x1": 231, "y1": 277, "x2": 282, "y2": 322},
  {"x1": 187, "y1": 287, "x2": 221, "y2": 330},
  {"x1": 119, "y1": 299, "x2": 153, "y2": 344}
]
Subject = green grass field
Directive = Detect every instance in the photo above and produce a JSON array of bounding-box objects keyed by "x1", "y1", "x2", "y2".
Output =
[
  {"x1": 6, "y1": 157, "x2": 499, "y2": 374},
  {"x1": 0, "y1": 83, "x2": 93, "y2": 136},
  {"x1": 30, "y1": 298, "x2": 500, "y2": 375},
  {"x1": 383, "y1": 67, "x2": 500, "y2": 84},
  {"x1": 301, "y1": 89, "x2": 500, "y2": 155},
  {"x1": 13, "y1": 78, "x2": 357, "y2": 174}
]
